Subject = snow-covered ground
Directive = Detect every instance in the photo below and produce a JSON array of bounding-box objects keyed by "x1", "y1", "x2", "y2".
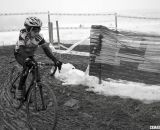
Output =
[
  {"x1": 55, "y1": 63, "x2": 160, "y2": 104},
  {"x1": 117, "y1": 18, "x2": 160, "y2": 35},
  {"x1": 0, "y1": 29, "x2": 90, "y2": 46}
]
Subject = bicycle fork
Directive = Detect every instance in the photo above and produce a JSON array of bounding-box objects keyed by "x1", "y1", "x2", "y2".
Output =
[
  {"x1": 38, "y1": 84, "x2": 46, "y2": 110},
  {"x1": 33, "y1": 64, "x2": 46, "y2": 111},
  {"x1": 34, "y1": 83, "x2": 46, "y2": 111}
]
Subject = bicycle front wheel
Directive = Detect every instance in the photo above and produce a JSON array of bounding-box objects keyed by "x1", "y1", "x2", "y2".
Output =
[{"x1": 27, "y1": 82, "x2": 58, "y2": 130}]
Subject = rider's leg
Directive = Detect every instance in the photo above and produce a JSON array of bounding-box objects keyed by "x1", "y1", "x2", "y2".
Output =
[
  {"x1": 16, "y1": 67, "x2": 29, "y2": 100},
  {"x1": 14, "y1": 51, "x2": 28, "y2": 100},
  {"x1": 31, "y1": 57, "x2": 41, "y2": 82}
]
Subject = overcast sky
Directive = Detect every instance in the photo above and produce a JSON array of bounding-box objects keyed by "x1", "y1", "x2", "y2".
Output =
[{"x1": 0, "y1": 0, "x2": 160, "y2": 13}]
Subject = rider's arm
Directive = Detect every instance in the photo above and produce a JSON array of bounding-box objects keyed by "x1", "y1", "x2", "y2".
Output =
[
  {"x1": 41, "y1": 43, "x2": 58, "y2": 63},
  {"x1": 37, "y1": 34, "x2": 62, "y2": 70},
  {"x1": 35, "y1": 34, "x2": 58, "y2": 63}
]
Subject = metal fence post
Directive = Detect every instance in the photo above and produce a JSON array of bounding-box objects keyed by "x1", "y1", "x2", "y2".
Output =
[
  {"x1": 99, "y1": 63, "x2": 102, "y2": 84},
  {"x1": 48, "y1": 11, "x2": 51, "y2": 43},
  {"x1": 50, "y1": 22, "x2": 54, "y2": 44},
  {"x1": 115, "y1": 13, "x2": 117, "y2": 31},
  {"x1": 56, "y1": 21, "x2": 60, "y2": 49},
  {"x1": 56, "y1": 20, "x2": 61, "y2": 60}
]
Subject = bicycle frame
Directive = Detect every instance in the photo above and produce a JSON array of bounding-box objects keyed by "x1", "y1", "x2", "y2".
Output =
[
  {"x1": 11, "y1": 59, "x2": 57, "y2": 106},
  {"x1": 11, "y1": 62, "x2": 47, "y2": 107},
  {"x1": 9, "y1": 60, "x2": 58, "y2": 129}
]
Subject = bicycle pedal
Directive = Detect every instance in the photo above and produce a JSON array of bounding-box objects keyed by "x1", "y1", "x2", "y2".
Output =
[
  {"x1": 42, "y1": 105, "x2": 47, "y2": 110},
  {"x1": 10, "y1": 93, "x2": 16, "y2": 99},
  {"x1": 13, "y1": 99, "x2": 23, "y2": 109},
  {"x1": 36, "y1": 106, "x2": 47, "y2": 111},
  {"x1": 10, "y1": 86, "x2": 16, "y2": 93},
  {"x1": 10, "y1": 88, "x2": 16, "y2": 98},
  {"x1": 11, "y1": 84, "x2": 16, "y2": 89},
  {"x1": 35, "y1": 107, "x2": 41, "y2": 111},
  {"x1": 10, "y1": 89, "x2": 15, "y2": 93},
  {"x1": 29, "y1": 99, "x2": 33, "y2": 104}
]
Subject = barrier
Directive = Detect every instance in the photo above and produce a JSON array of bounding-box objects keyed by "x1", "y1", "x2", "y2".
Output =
[
  {"x1": 50, "y1": 37, "x2": 90, "y2": 56},
  {"x1": 90, "y1": 25, "x2": 160, "y2": 85}
]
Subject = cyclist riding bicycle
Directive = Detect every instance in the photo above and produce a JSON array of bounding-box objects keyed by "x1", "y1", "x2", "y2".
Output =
[{"x1": 14, "y1": 16, "x2": 62, "y2": 103}]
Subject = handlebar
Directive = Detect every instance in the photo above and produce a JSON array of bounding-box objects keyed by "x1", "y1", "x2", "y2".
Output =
[
  {"x1": 37, "y1": 62, "x2": 58, "y2": 76},
  {"x1": 37, "y1": 62, "x2": 55, "y2": 66},
  {"x1": 9, "y1": 60, "x2": 60, "y2": 76}
]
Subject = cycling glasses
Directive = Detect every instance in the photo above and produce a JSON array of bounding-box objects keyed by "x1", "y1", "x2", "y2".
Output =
[{"x1": 31, "y1": 27, "x2": 41, "y2": 33}]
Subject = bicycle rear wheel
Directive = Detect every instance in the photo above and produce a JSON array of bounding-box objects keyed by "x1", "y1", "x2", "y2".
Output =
[{"x1": 27, "y1": 82, "x2": 58, "y2": 130}]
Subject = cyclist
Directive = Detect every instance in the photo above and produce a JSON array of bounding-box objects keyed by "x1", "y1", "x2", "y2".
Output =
[{"x1": 14, "y1": 16, "x2": 62, "y2": 103}]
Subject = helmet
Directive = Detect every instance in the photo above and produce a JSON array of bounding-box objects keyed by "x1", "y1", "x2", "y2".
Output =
[{"x1": 24, "y1": 17, "x2": 42, "y2": 27}]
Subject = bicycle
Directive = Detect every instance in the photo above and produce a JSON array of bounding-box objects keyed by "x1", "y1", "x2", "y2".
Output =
[{"x1": 7, "y1": 59, "x2": 59, "y2": 130}]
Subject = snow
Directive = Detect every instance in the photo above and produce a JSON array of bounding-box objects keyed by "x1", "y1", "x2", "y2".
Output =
[
  {"x1": 0, "y1": 29, "x2": 90, "y2": 46},
  {"x1": 55, "y1": 63, "x2": 160, "y2": 104}
]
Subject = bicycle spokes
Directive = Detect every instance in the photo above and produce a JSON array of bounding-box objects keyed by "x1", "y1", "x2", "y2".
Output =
[
  {"x1": 34, "y1": 86, "x2": 38, "y2": 111},
  {"x1": 39, "y1": 84, "x2": 47, "y2": 110},
  {"x1": 27, "y1": 83, "x2": 57, "y2": 130}
]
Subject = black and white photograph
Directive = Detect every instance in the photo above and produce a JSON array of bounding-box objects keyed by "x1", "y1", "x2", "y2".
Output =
[{"x1": 0, "y1": 0, "x2": 160, "y2": 129}]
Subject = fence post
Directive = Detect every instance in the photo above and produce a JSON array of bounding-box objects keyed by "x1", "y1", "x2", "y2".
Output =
[
  {"x1": 48, "y1": 11, "x2": 51, "y2": 43},
  {"x1": 99, "y1": 63, "x2": 102, "y2": 84},
  {"x1": 56, "y1": 21, "x2": 60, "y2": 49},
  {"x1": 50, "y1": 22, "x2": 54, "y2": 44},
  {"x1": 115, "y1": 13, "x2": 117, "y2": 31}
]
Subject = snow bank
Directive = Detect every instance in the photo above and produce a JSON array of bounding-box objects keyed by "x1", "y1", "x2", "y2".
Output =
[{"x1": 55, "y1": 63, "x2": 160, "y2": 104}]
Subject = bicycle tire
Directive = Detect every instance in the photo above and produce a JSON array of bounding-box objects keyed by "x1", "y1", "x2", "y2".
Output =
[
  {"x1": 9, "y1": 65, "x2": 21, "y2": 84},
  {"x1": 26, "y1": 82, "x2": 58, "y2": 130},
  {"x1": 6, "y1": 65, "x2": 22, "y2": 106}
]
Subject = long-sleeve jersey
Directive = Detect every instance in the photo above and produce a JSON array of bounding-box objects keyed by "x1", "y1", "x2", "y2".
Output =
[{"x1": 15, "y1": 28, "x2": 46, "y2": 57}]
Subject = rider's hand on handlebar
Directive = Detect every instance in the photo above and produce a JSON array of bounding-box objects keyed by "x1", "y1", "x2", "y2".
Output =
[
  {"x1": 55, "y1": 60, "x2": 62, "y2": 72},
  {"x1": 50, "y1": 60, "x2": 62, "y2": 76}
]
